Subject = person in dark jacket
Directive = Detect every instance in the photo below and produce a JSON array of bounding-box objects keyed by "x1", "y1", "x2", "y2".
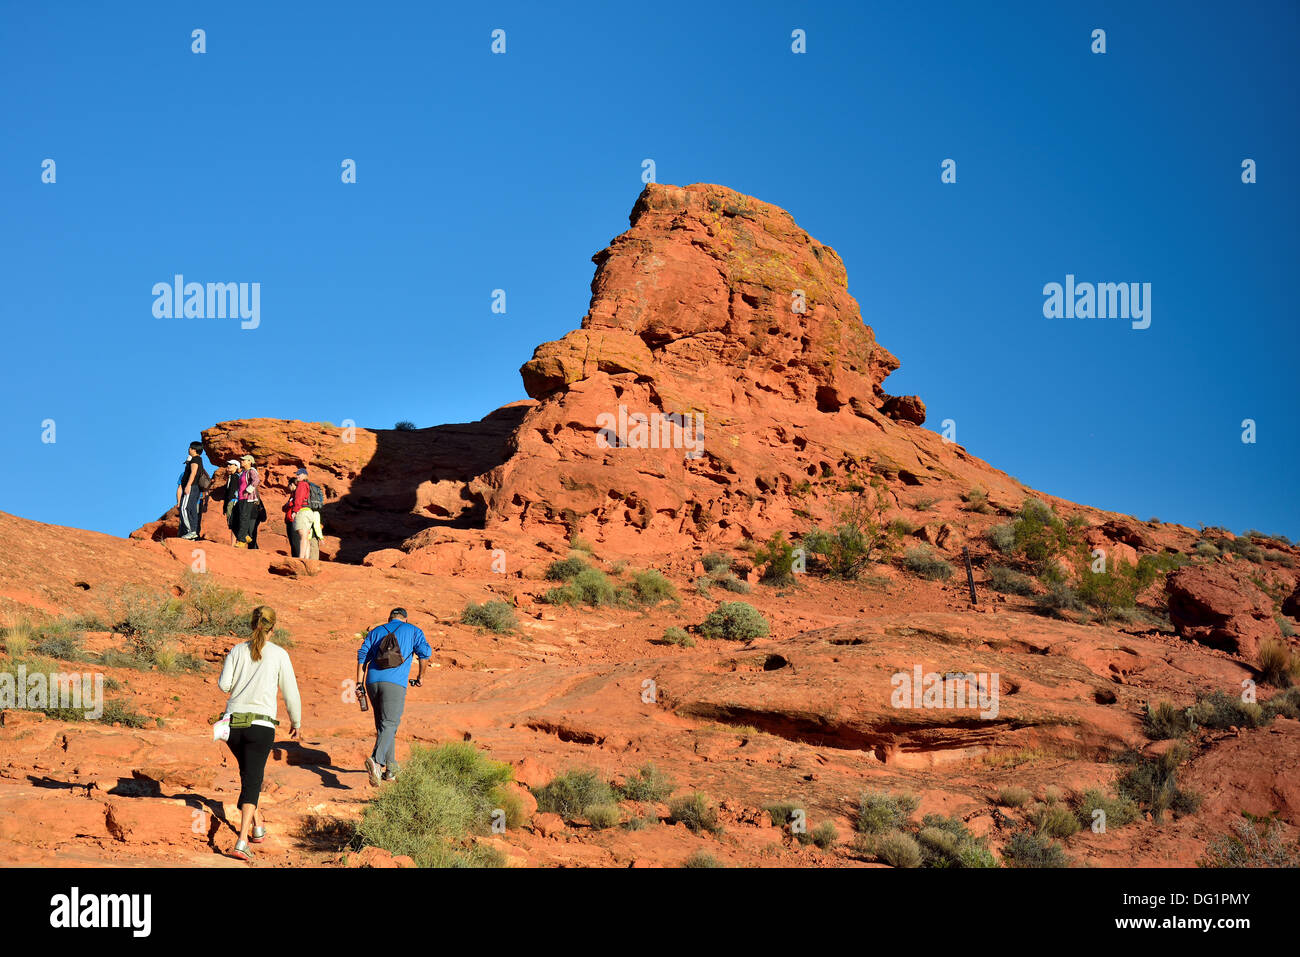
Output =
[{"x1": 176, "y1": 441, "x2": 206, "y2": 540}]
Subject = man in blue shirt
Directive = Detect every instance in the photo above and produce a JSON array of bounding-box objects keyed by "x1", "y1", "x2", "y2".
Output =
[{"x1": 356, "y1": 607, "x2": 431, "y2": 786}]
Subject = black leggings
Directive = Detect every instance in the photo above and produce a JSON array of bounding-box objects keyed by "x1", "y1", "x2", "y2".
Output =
[{"x1": 226, "y1": 724, "x2": 275, "y2": 807}]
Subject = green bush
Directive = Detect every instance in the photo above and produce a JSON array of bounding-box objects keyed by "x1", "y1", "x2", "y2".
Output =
[
  {"x1": 1029, "y1": 802, "x2": 1081, "y2": 839},
  {"x1": 1144, "y1": 701, "x2": 1192, "y2": 740},
  {"x1": 543, "y1": 568, "x2": 616, "y2": 607},
  {"x1": 701, "y1": 552, "x2": 731, "y2": 574},
  {"x1": 657, "y1": 626, "x2": 694, "y2": 648},
  {"x1": 810, "y1": 821, "x2": 838, "y2": 850},
  {"x1": 630, "y1": 569, "x2": 679, "y2": 606},
  {"x1": 532, "y1": 769, "x2": 615, "y2": 822},
  {"x1": 354, "y1": 742, "x2": 515, "y2": 867},
  {"x1": 1002, "y1": 830, "x2": 1069, "y2": 868},
  {"x1": 683, "y1": 850, "x2": 723, "y2": 868},
  {"x1": 964, "y1": 487, "x2": 993, "y2": 514},
  {"x1": 1188, "y1": 690, "x2": 1267, "y2": 730},
  {"x1": 1194, "y1": 541, "x2": 1220, "y2": 558},
  {"x1": 1116, "y1": 744, "x2": 1201, "y2": 823},
  {"x1": 698, "y1": 602, "x2": 770, "y2": 641},
  {"x1": 712, "y1": 573, "x2": 751, "y2": 594},
  {"x1": 764, "y1": 802, "x2": 803, "y2": 829},
  {"x1": 986, "y1": 524, "x2": 1016, "y2": 555},
  {"x1": 754, "y1": 531, "x2": 797, "y2": 585},
  {"x1": 1073, "y1": 789, "x2": 1139, "y2": 830},
  {"x1": 668, "y1": 792, "x2": 721, "y2": 834},
  {"x1": 1035, "y1": 581, "x2": 1085, "y2": 617},
  {"x1": 1263, "y1": 687, "x2": 1300, "y2": 720},
  {"x1": 586, "y1": 804, "x2": 621, "y2": 829},
  {"x1": 902, "y1": 546, "x2": 954, "y2": 581},
  {"x1": 871, "y1": 830, "x2": 922, "y2": 868},
  {"x1": 916, "y1": 814, "x2": 997, "y2": 868},
  {"x1": 996, "y1": 786, "x2": 1032, "y2": 808},
  {"x1": 32, "y1": 626, "x2": 87, "y2": 662},
  {"x1": 545, "y1": 556, "x2": 591, "y2": 582},
  {"x1": 616, "y1": 763, "x2": 676, "y2": 803},
  {"x1": 856, "y1": 790, "x2": 919, "y2": 834},
  {"x1": 988, "y1": 565, "x2": 1036, "y2": 596},
  {"x1": 460, "y1": 600, "x2": 518, "y2": 633}
]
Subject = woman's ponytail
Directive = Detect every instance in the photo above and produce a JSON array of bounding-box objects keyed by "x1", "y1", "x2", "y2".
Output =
[{"x1": 249, "y1": 605, "x2": 277, "y2": 662}]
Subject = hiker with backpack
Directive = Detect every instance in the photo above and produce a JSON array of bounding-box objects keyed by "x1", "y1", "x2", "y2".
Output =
[
  {"x1": 214, "y1": 605, "x2": 302, "y2": 862},
  {"x1": 356, "y1": 608, "x2": 431, "y2": 786},
  {"x1": 284, "y1": 468, "x2": 324, "y2": 560},
  {"x1": 176, "y1": 441, "x2": 211, "y2": 540},
  {"x1": 233, "y1": 454, "x2": 263, "y2": 549}
]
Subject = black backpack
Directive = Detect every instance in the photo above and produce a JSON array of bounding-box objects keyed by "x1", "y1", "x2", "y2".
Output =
[
  {"x1": 306, "y1": 481, "x2": 324, "y2": 511},
  {"x1": 194, "y1": 460, "x2": 211, "y2": 492},
  {"x1": 373, "y1": 624, "x2": 409, "y2": 670}
]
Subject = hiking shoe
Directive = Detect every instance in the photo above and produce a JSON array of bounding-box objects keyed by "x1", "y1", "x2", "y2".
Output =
[
  {"x1": 181, "y1": 533, "x2": 199, "y2": 540},
  {"x1": 229, "y1": 839, "x2": 254, "y2": 862},
  {"x1": 365, "y1": 757, "x2": 383, "y2": 787},
  {"x1": 382, "y1": 769, "x2": 399, "y2": 782},
  {"x1": 234, "y1": 542, "x2": 248, "y2": 549},
  {"x1": 249, "y1": 826, "x2": 267, "y2": 843}
]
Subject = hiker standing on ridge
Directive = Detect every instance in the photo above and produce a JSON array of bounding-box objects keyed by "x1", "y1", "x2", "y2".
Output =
[
  {"x1": 222, "y1": 459, "x2": 242, "y2": 546},
  {"x1": 356, "y1": 608, "x2": 430, "y2": 786},
  {"x1": 233, "y1": 454, "x2": 262, "y2": 548},
  {"x1": 215, "y1": 605, "x2": 302, "y2": 863},
  {"x1": 284, "y1": 469, "x2": 309, "y2": 558},
  {"x1": 176, "y1": 441, "x2": 209, "y2": 540}
]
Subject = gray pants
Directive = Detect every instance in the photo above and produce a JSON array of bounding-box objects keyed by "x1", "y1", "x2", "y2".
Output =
[{"x1": 366, "y1": 680, "x2": 407, "y2": 768}]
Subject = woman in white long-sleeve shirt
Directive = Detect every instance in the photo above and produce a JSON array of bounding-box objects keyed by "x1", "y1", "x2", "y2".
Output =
[{"x1": 216, "y1": 605, "x2": 302, "y2": 862}]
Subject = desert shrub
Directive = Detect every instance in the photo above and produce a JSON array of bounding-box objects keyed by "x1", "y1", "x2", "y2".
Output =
[
  {"x1": 568, "y1": 533, "x2": 595, "y2": 554},
  {"x1": 916, "y1": 814, "x2": 997, "y2": 868},
  {"x1": 1035, "y1": 581, "x2": 1085, "y2": 617},
  {"x1": 810, "y1": 821, "x2": 838, "y2": 850},
  {"x1": 1263, "y1": 687, "x2": 1300, "y2": 720},
  {"x1": 765, "y1": 802, "x2": 803, "y2": 829},
  {"x1": 354, "y1": 742, "x2": 514, "y2": 867},
  {"x1": 988, "y1": 565, "x2": 1036, "y2": 596},
  {"x1": 701, "y1": 552, "x2": 731, "y2": 574},
  {"x1": 713, "y1": 573, "x2": 750, "y2": 594},
  {"x1": 1116, "y1": 743, "x2": 1201, "y2": 822},
  {"x1": 460, "y1": 600, "x2": 518, "y2": 634},
  {"x1": 909, "y1": 496, "x2": 937, "y2": 512},
  {"x1": 1075, "y1": 560, "x2": 1141, "y2": 617},
  {"x1": 543, "y1": 568, "x2": 616, "y2": 607},
  {"x1": 1276, "y1": 615, "x2": 1296, "y2": 639},
  {"x1": 668, "y1": 792, "x2": 721, "y2": 834},
  {"x1": 754, "y1": 531, "x2": 797, "y2": 585},
  {"x1": 889, "y1": 518, "x2": 916, "y2": 537},
  {"x1": 1042, "y1": 785, "x2": 1064, "y2": 804},
  {"x1": 986, "y1": 523, "x2": 1017, "y2": 555},
  {"x1": 1258, "y1": 638, "x2": 1299, "y2": 687},
  {"x1": 630, "y1": 569, "x2": 679, "y2": 606},
  {"x1": 857, "y1": 790, "x2": 919, "y2": 834},
  {"x1": 616, "y1": 763, "x2": 675, "y2": 803},
  {"x1": 1144, "y1": 701, "x2": 1192, "y2": 740},
  {"x1": 1002, "y1": 830, "x2": 1069, "y2": 868},
  {"x1": 1200, "y1": 813, "x2": 1300, "y2": 868},
  {"x1": 585, "y1": 804, "x2": 620, "y2": 829},
  {"x1": 1194, "y1": 541, "x2": 1220, "y2": 559},
  {"x1": 683, "y1": 851, "x2": 722, "y2": 868},
  {"x1": 964, "y1": 487, "x2": 993, "y2": 514},
  {"x1": 545, "y1": 556, "x2": 591, "y2": 582},
  {"x1": 1073, "y1": 789, "x2": 1139, "y2": 830},
  {"x1": 804, "y1": 478, "x2": 900, "y2": 579},
  {"x1": 532, "y1": 769, "x2": 615, "y2": 822},
  {"x1": 182, "y1": 572, "x2": 250, "y2": 635},
  {"x1": 394, "y1": 421, "x2": 417, "y2": 431},
  {"x1": 902, "y1": 546, "x2": 953, "y2": 581},
  {"x1": 657, "y1": 626, "x2": 694, "y2": 648},
  {"x1": 1029, "y1": 802, "x2": 1081, "y2": 839},
  {"x1": 698, "y1": 602, "x2": 770, "y2": 642},
  {"x1": 0, "y1": 619, "x2": 32, "y2": 657},
  {"x1": 693, "y1": 577, "x2": 712, "y2": 596},
  {"x1": 623, "y1": 815, "x2": 656, "y2": 831},
  {"x1": 872, "y1": 830, "x2": 922, "y2": 868},
  {"x1": 1188, "y1": 690, "x2": 1267, "y2": 730},
  {"x1": 996, "y1": 786, "x2": 1032, "y2": 808},
  {"x1": 1008, "y1": 499, "x2": 1070, "y2": 572},
  {"x1": 32, "y1": 626, "x2": 86, "y2": 662}
]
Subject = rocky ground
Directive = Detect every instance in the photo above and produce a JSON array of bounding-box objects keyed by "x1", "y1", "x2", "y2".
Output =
[{"x1": 2, "y1": 183, "x2": 1296, "y2": 868}]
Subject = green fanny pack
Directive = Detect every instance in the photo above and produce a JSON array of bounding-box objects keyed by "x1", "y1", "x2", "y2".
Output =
[{"x1": 211, "y1": 712, "x2": 278, "y2": 729}]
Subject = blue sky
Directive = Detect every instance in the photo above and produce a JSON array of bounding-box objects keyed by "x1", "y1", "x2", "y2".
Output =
[{"x1": 2, "y1": 0, "x2": 1296, "y2": 539}]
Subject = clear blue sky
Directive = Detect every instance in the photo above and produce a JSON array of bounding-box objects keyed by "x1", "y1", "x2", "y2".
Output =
[{"x1": 2, "y1": 0, "x2": 1296, "y2": 539}]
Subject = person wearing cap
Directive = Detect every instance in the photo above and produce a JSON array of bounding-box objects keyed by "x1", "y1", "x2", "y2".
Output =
[
  {"x1": 284, "y1": 468, "x2": 310, "y2": 558},
  {"x1": 356, "y1": 607, "x2": 431, "y2": 786},
  {"x1": 223, "y1": 459, "x2": 243, "y2": 546},
  {"x1": 234, "y1": 454, "x2": 262, "y2": 548}
]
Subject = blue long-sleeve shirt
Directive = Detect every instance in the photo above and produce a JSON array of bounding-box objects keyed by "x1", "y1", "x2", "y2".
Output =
[{"x1": 357, "y1": 620, "x2": 431, "y2": 687}]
